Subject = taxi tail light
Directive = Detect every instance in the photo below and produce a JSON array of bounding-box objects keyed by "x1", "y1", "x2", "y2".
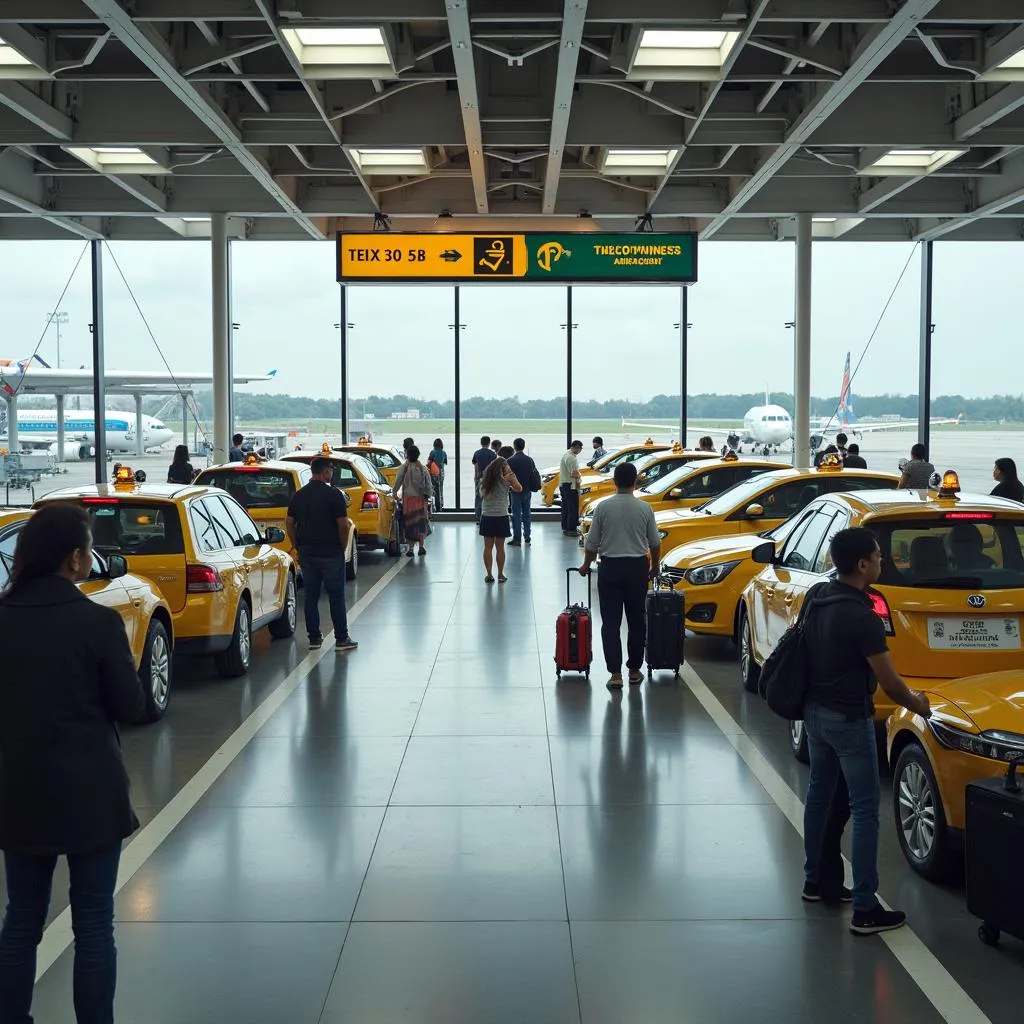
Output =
[
  {"x1": 944, "y1": 512, "x2": 994, "y2": 521},
  {"x1": 81, "y1": 498, "x2": 119, "y2": 505},
  {"x1": 361, "y1": 491, "x2": 380, "y2": 511},
  {"x1": 868, "y1": 590, "x2": 895, "y2": 637},
  {"x1": 186, "y1": 565, "x2": 224, "y2": 593}
]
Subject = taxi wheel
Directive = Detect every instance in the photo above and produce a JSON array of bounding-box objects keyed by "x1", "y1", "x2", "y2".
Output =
[
  {"x1": 215, "y1": 598, "x2": 251, "y2": 678},
  {"x1": 789, "y1": 720, "x2": 809, "y2": 763},
  {"x1": 738, "y1": 608, "x2": 760, "y2": 694},
  {"x1": 269, "y1": 572, "x2": 297, "y2": 640},
  {"x1": 346, "y1": 539, "x2": 359, "y2": 581},
  {"x1": 893, "y1": 743, "x2": 958, "y2": 882},
  {"x1": 139, "y1": 619, "x2": 172, "y2": 723}
]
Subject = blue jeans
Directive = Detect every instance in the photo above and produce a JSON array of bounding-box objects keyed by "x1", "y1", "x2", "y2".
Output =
[
  {"x1": 510, "y1": 491, "x2": 532, "y2": 542},
  {"x1": 0, "y1": 842, "x2": 122, "y2": 1024},
  {"x1": 802, "y1": 703, "x2": 880, "y2": 913},
  {"x1": 300, "y1": 553, "x2": 348, "y2": 642}
]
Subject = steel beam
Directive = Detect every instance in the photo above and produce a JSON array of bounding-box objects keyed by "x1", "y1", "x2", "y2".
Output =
[
  {"x1": 81, "y1": 0, "x2": 324, "y2": 238},
  {"x1": 0, "y1": 148, "x2": 103, "y2": 239},
  {"x1": 955, "y1": 85, "x2": 1024, "y2": 140},
  {"x1": 857, "y1": 175, "x2": 924, "y2": 214},
  {"x1": 700, "y1": 0, "x2": 943, "y2": 239},
  {"x1": 445, "y1": 0, "x2": 489, "y2": 213},
  {"x1": 541, "y1": 0, "x2": 587, "y2": 215},
  {"x1": 0, "y1": 84, "x2": 72, "y2": 139},
  {"x1": 90, "y1": 239, "x2": 107, "y2": 482},
  {"x1": 793, "y1": 212, "x2": 812, "y2": 471},
  {"x1": 211, "y1": 212, "x2": 230, "y2": 464},
  {"x1": 918, "y1": 240, "x2": 934, "y2": 456}
]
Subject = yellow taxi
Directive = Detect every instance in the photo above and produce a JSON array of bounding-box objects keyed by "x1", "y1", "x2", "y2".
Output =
[
  {"x1": 35, "y1": 465, "x2": 297, "y2": 679},
  {"x1": 282, "y1": 443, "x2": 398, "y2": 558},
  {"x1": 579, "y1": 444, "x2": 719, "y2": 511},
  {"x1": 0, "y1": 507, "x2": 174, "y2": 722},
  {"x1": 334, "y1": 437, "x2": 406, "y2": 486},
  {"x1": 540, "y1": 439, "x2": 672, "y2": 506},
  {"x1": 579, "y1": 454, "x2": 787, "y2": 543},
  {"x1": 887, "y1": 668, "x2": 1024, "y2": 881},
  {"x1": 194, "y1": 454, "x2": 358, "y2": 579},
  {"x1": 652, "y1": 458, "x2": 898, "y2": 556},
  {"x1": 738, "y1": 474, "x2": 1024, "y2": 763}
]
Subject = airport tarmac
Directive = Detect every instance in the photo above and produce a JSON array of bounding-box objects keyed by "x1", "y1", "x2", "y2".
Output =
[{"x1": 10, "y1": 427, "x2": 1010, "y2": 509}]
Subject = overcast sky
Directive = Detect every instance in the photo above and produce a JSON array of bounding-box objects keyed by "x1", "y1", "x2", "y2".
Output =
[{"x1": 2, "y1": 238, "x2": 1018, "y2": 404}]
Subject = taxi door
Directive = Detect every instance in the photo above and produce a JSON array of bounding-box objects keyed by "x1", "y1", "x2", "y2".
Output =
[
  {"x1": 81, "y1": 552, "x2": 139, "y2": 654},
  {"x1": 222, "y1": 495, "x2": 286, "y2": 619}
]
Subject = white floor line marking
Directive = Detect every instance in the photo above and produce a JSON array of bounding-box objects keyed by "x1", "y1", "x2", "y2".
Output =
[
  {"x1": 35, "y1": 556, "x2": 410, "y2": 981},
  {"x1": 681, "y1": 663, "x2": 992, "y2": 1024}
]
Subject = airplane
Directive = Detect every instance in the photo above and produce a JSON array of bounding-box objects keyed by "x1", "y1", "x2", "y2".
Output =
[
  {"x1": 624, "y1": 352, "x2": 961, "y2": 453},
  {"x1": 8, "y1": 409, "x2": 173, "y2": 459}
]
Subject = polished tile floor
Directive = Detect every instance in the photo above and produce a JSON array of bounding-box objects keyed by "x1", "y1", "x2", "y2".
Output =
[{"x1": 26, "y1": 526, "x2": 1023, "y2": 1023}]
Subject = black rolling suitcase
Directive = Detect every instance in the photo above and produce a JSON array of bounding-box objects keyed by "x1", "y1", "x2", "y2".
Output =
[
  {"x1": 965, "y1": 755, "x2": 1024, "y2": 947},
  {"x1": 645, "y1": 577, "x2": 685, "y2": 679}
]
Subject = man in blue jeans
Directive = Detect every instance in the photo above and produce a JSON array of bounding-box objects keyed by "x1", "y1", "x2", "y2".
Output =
[
  {"x1": 800, "y1": 528, "x2": 930, "y2": 935},
  {"x1": 506, "y1": 437, "x2": 536, "y2": 546},
  {"x1": 286, "y1": 457, "x2": 358, "y2": 653}
]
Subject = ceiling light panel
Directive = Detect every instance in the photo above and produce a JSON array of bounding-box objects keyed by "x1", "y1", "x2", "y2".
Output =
[
  {"x1": 349, "y1": 148, "x2": 428, "y2": 174},
  {"x1": 630, "y1": 28, "x2": 740, "y2": 80},
  {"x1": 282, "y1": 25, "x2": 395, "y2": 77},
  {"x1": 859, "y1": 148, "x2": 964, "y2": 176},
  {"x1": 0, "y1": 36, "x2": 31, "y2": 66},
  {"x1": 65, "y1": 146, "x2": 169, "y2": 175},
  {"x1": 601, "y1": 149, "x2": 679, "y2": 175}
]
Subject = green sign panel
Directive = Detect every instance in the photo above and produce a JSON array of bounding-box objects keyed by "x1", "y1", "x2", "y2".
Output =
[{"x1": 523, "y1": 233, "x2": 697, "y2": 283}]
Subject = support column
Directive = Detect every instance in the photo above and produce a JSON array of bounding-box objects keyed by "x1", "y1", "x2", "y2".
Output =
[
  {"x1": 6, "y1": 394, "x2": 17, "y2": 455},
  {"x1": 55, "y1": 393, "x2": 65, "y2": 463},
  {"x1": 918, "y1": 240, "x2": 934, "y2": 458},
  {"x1": 134, "y1": 393, "x2": 144, "y2": 457},
  {"x1": 227, "y1": 238, "x2": 235, "y2": 439},
  {"x1": 565, "y1": 286, "x2": 573, "y2": 451},
  {"x1": 181, "y1": 393, "x2": 189, "y2": 451},
  {"x1": 793, "y1": 214, "x2": 813, "y2": 469},
  {"x1": 679, "y1": 286, "x2": 689, "y2": 446},
  {"x1": 339, "y1": 284, "x2": 349, "y2": 442},
  {"x1": 453, "y1": 285, "x2": 462, "y2": 510},
  {"x1": 90, "y1": 239, "x2": 107, "y2": 484},
  {"x1": 211, "y1": 213, "x2": 230, "y2": 464}
]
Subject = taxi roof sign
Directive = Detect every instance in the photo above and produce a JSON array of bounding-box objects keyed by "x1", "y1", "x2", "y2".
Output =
[
  {"x1": 937, "y1": 469, "x2": 961, "y2": 497},
  {"x1": 817, "y1": 453, "x2": 844, "y2": 472},
  {"x1": 721, "y1": 450, "x2": 739, "y2": 462}
]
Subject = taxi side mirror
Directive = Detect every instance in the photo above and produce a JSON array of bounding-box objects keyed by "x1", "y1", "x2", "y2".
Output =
[
  {"x1": 668, "y1": 487, "x2": 685, "y2": 499},
  {"x1": 745, "y1": 503, "x2": 766, "y2": 518},
  {"x1": 106, "y1": 554, "x2": 129, "y2": 579},
  {"x1": 751, "y1": 541, "x2": 775, "y2": 565},
  {"x1": 265, "y1": 527, "x2": 286, "y2": 544}
]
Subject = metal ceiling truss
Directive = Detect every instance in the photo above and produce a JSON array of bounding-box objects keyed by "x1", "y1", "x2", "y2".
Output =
[{"x1": 0, "y1": 0, "x2": 1023, "y2": 239}]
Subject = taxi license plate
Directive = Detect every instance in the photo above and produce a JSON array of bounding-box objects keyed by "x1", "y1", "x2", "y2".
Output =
[{"x1": 927, "y1": 616, "x2": 1021, "y2": 650}]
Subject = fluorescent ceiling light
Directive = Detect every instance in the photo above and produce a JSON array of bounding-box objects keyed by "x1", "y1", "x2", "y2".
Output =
[
  {"x1": 0, "y1": 36, "x2": 31, "y2": 66},
  {"x1": 601, "y1": 148, "x2": 679, "y2": 175},
  {"x1": 66, "y1": 145, "x2": 169, "y2": 174},
  {"x1": 993, "y1": 47, "x2": 1024, "y2": 70},
  {"x1": 633, "y1": 28, "x2": 740, "y2": 70},
  {"x1": 811, "y1": 217, "x2": 864, "y2": 239},
  {"x1": 281, "y1": 25, "x2": 393, "y2": 74},
  {"x1": 813, "y1": 217, "x2": 836, "y2": 223},
  {"x1": 859, "y1": 148, "x2": 963, "y2": 176},
  {"x1": 349, "y1": 147, "x2": 428, "y2": 174}
]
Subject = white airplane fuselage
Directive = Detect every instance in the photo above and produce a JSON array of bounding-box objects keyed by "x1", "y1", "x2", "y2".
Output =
[
  {"x1": 8, "y1": 409, "x2": 174, "y2": 455},
  {"x1": 740, "y1": 404, "x2": 793, "y2": 446}
]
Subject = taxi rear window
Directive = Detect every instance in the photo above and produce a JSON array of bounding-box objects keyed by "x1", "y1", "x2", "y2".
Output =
[
  {"x1": 81, "y1": 501, "x2": 184, "y2": 556},
  {"x1": 877, "y1": 518, "x2": 1024, "y2": 590},
  {"x1": 195, "y1": 469, "x2": 298, "y2": 509}
]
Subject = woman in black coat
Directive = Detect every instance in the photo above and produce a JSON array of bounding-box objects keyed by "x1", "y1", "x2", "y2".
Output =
[
  {"x1": 0, "y1": 503, "x2": 144, "y2": 1024},
  {"x1": 991, "y1": 457, "x2": 1024, "y2": 503}
]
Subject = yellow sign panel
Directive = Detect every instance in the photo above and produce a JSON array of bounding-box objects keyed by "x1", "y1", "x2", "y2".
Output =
[{"x1": 337, "y1": 233, "x2": 529, "y2": 281}]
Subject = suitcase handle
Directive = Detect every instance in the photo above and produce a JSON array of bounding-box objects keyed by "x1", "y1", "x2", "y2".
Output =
[
  {"x1": 567, "y1": 566, "x2": 592, "y2": 607},
  {"x1": 1006, "y1": 754, "x2": 1024, "y2": 793}
]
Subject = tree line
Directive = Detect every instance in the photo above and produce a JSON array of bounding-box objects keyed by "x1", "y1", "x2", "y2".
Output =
[{"x1": 17, "y1": 391, "x2": 1024, "y2": 422}]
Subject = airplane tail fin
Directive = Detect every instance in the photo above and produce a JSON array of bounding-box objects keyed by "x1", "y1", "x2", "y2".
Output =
[
  {"x1": 838, "y1": 351, "x2": 857, "y2": 426},
  {"x1": 266, "y1": 369, "x2": 277, "y2": 378}
]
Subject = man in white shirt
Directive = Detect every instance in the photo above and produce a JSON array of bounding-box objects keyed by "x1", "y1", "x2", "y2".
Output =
[
  {"x1": 579, "y1": 462, "x2": 661, "y2": 688},
  {"x1": 559, "y1": 440, "x2": 583, "y2": 536}
]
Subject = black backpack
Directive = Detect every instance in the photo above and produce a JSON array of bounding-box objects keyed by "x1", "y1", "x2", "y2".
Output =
[{"x1": 757, "y1": 589, "x2": 865, "y2": 721}]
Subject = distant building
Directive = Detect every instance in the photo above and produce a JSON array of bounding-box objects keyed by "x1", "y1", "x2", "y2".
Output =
[{"x1": 390, "y1": 409, "x2": 421, "y2": 420}]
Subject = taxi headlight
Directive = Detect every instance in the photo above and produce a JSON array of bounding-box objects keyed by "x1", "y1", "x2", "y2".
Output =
[
  {"x1": 685, "y1": 560, "x2": 741, "y2": 586},
  {"x1": 927, "y1": 720, "x2": 1024, "y2": 762}
]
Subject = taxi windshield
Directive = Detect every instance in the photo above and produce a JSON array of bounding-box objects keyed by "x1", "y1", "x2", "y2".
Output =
[
  {"x1": 694, "y1": 473, "x2": 782, "y2": 517},
  {"x1": 81, "y1": 501, "x2": 184, "y2": 555},
  {"x1": 639, "y1": 463, "x2": 692, "y2": 495},
  {"x1": 196, "y1": 469, "x2": 298, "y2": 509},
  {"x1": 877, "y1": 517, "x2": 1024, "y2": 590}
]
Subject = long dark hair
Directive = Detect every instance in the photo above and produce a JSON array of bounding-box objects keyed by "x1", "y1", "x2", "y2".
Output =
[
  {"x1": 172, "y1": 444, "x2": 189, "y2": 465},
  {"x1": 480, "y1": 456, "x2": 507, "y2": 496},
  {"x1": 996, "y1": 457, "x2": 1020, "y2": 483},
  {"x1": 7, "y1": 504, "x2": 91, "y2": 594}
]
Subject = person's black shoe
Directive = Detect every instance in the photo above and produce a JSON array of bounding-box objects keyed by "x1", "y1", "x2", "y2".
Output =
[
  {"x1": 309, "y1": 636, "x2": 323, "y2": 650},
  {"x1": 336, "y1": 636, "x2": 358, "y2": 653},
  {"x1": 802, "y1": 882, "x2": 853, "y2": 905},
  {"x1": 850, "y1": 907, "x2": 906, "y2": 935}
]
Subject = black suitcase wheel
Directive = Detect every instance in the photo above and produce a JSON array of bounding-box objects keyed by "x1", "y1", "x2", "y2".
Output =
[
  {"x1": 979, "y1": 923, "x2": 1000, "y2": 947},
  {"x1": 556, "y1": 668, "x2": 562, "y2": 678},
  {"x1": 585, "y1": 669, "x2": 590, "y2": 680}
]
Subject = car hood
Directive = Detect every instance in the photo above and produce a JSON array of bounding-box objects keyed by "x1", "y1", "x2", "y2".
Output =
[
  {"x1": 663, "y1": 533, "x2": 766, "y2": 568},
  {"x1": 927, "y1": 671, "x2": 1024, "y2": 734},
  {"x1": 655, "y1": 506, "x2": 706, "y2": 526}
]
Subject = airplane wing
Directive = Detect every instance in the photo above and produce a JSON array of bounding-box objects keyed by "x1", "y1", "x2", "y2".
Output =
[
  {"x1": 816, "y1": 414, "x2": 962, "y2": 438},
  {"x1": 0, "y1": 366, "x2": 278, "y2": 394}
]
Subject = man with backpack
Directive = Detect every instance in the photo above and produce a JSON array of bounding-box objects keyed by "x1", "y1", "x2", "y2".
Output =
[
  {"x1": 798, "y1": 528, "x2": 930, "y2": 935},
  {"x1": 507, "y1": 438, "x2": 539, "y2": 546}
]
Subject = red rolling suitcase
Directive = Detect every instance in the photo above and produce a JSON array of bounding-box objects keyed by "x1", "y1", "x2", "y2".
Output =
[{"x1": 555, "y1": 568, "x2": 592, "y2": 680}]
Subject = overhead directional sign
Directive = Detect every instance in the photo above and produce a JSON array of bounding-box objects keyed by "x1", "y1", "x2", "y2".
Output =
[{"x1": 336, "y1": 232, "x2": 697, "y2": 284}]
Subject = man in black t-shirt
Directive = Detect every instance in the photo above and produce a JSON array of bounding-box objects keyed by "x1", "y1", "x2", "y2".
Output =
[
  {"x1": 471, "y1": 435, "x2": 496, "y2": 523},
  {"x1": 286, "y1": 457, "x2": 357, "y2": 653},
  {"x1": 800, "y1": 528, "x2": 929, "y2": 936}
]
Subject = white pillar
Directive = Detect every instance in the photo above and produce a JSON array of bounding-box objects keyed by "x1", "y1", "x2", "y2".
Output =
[
  {"x1": 211, "y1": 213, "x2": 230, "y2": 464},
  {"x1": 5, "y1": 394, "x2": 16, "y2": 454},
  {"x1": 182, "y1": 393, "x2": 190, "y2": 451},
  {"x1": 793, "y1": 213, "x2": 813, "y2": 470},
  {"x1": 56, "y1": 393, "x2": 65, "y2": 463},
  {"x1": 135, "y1": 393, "x2": 144, "y2": 457}
]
